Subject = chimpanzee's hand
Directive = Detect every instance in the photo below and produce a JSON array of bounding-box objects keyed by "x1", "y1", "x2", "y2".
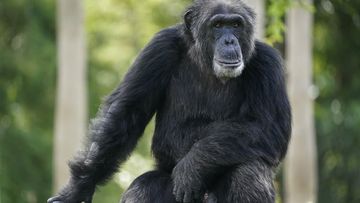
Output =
[
  {"x1": 47, "y1": 178, "x2": 95, "y2": 203},
  {"x1": 172, "y1": 159, "x2": 205, "y2": 203}
]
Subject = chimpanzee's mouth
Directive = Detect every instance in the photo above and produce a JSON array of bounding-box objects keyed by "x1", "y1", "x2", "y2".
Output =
[
  {"x1": 215, "y1": 59, "x2": 243, "y2": 69},
  {"x1": 213, "y1": 58, "x2": 244, "y2": 79}
]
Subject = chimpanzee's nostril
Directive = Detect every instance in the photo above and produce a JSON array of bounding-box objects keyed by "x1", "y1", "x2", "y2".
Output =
[{"x1": 224, "y1": 38, "x2": 235, "y2": 45}]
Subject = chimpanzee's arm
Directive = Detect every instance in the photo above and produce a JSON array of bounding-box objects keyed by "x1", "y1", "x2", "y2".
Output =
[
  {"x1": 172, "y1": 42, "x2": 291, "y2": 203},
  {"x1": 48, "y1": 27, "x2": 183, "y2": 203}
]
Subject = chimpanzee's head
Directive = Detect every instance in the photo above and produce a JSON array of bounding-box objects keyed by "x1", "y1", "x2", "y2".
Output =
[{"x1": 184, "y1": 0, "x2": 256, "y2": 79}]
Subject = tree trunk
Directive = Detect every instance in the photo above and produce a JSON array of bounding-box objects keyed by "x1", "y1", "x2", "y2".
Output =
[
  {"x1": 284, "y1": 1, "x2": 317, "y2": 203},
  {"x1": 54, "y1": 0, "x2": 87, "y2": 191},
  {"x1": 244, "y1": 0, "x2": 265, "y2": 39}
]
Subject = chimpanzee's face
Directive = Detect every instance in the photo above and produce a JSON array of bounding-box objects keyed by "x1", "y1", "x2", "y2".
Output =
[
  {"x1": 185, "y1": 0, "x2": 255, "y2": 79},
  {"x1": 210, "y1": 10, "x2": 246, "y2": 78}
]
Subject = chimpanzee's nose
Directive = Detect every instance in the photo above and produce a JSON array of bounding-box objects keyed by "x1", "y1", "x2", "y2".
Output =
[
  {"x1": 225, "y1": 38, "x2": 235, "y2": 45},
  {"x1": 224, "y1": 36, "x2": 236, "y2": 46}
]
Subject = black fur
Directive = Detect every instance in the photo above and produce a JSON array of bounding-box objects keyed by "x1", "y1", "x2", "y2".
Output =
[{"x1": 48, "y1": 0, "x2": 291, "y2": 203}]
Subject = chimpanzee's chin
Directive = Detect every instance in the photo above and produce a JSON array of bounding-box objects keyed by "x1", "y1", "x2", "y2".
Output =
[{"x1": 213, "y1": 61, "x2": 244, "y2": 79}]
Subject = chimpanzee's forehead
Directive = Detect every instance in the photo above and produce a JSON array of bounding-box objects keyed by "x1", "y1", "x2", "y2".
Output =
[
  {"x1": 189, "y1": 0, "x2": 254, "y2": 31},
  {"x1": 211, "y1": 4, "x2": 239, "y2": 15},
  {"x1": 205, "y1": 1, "x2": 247, "y2": 16}
]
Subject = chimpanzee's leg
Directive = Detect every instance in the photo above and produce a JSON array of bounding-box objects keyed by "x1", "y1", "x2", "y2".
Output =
[
  {"x1": 206, "y1": 161, "x2": 275, "y2": 203},
  {"x1": 120, "y1": 170, "x2": 177, "y2": 203}
]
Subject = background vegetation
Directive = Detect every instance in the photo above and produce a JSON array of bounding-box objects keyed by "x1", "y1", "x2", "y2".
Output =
[{"x1": 0, "y1": 0, "x2": 359, "y2": 202}]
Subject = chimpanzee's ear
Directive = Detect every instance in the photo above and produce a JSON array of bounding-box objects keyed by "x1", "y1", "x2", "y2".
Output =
[{"x1": 184, "y1": 9, "x2": 193, "y2": 30}]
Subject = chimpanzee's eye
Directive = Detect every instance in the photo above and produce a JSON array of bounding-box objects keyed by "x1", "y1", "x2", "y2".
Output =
[
  {"x1": 233, "y1": 22, "x2": 240, "y2": 28},
  {"x1": 214, "y1": 22, "x2": 222, "y2": 28}
]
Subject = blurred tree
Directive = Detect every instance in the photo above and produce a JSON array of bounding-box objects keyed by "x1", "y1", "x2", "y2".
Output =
[
  {"x1": 54, "y1": 0, "x2": 87, "y2": 191},
  {"x1": 244, "y1": 0, "x2": 265, "y2": 38},
  {"x1": 285, "y1": 1, "x2": 317, "y2": 203}
]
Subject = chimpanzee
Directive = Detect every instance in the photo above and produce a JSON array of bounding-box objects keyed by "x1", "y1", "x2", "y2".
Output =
[{"x1": 48, "y1": 0, "x2": 291, "y2": 202}]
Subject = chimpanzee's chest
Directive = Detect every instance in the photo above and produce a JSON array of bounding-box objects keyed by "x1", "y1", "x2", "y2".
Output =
[
  {"x1": 151, "y1": 65, "x2": 244, "y2": 170},
  {"x1": 164, "y1": 65, "x2": 243, "y2": 121}
]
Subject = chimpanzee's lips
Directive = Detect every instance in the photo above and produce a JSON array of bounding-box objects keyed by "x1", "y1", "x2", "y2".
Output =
[{"x1": 215, "y1": 59, "x2": 243, "y2": 68}]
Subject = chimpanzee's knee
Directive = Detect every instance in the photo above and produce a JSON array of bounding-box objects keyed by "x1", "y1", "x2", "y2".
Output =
[
  {"x1": 208, "y1": 161, "x2": 275, "y2": 203},
  {"x1": 120, "y1": 170, "x2": 176, "y2": 203}
]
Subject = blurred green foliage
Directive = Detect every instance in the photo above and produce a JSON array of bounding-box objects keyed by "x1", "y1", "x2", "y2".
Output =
[
  {"x1": 0, "y1": 0, "x2": 359, "y2": 202},
  {"x1": 266, "y1": 0, "x2": 291, "y2": 44},
  {"x1": 0, "y1": 0, "x2": 55, "y2": 202},
  {"x1": 314, "y1": 0, "x2": 360, "y2": 202}
]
